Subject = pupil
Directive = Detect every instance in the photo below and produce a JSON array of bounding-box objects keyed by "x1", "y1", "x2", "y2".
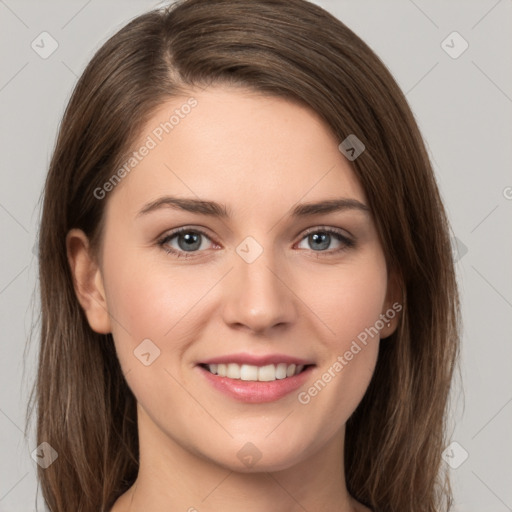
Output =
[
  {"x1": 311, "y1": 233, "x2": 330, "y2": 251},
  {"x1": 179, "y1": 232, "x2": 201, "y2": 251}
]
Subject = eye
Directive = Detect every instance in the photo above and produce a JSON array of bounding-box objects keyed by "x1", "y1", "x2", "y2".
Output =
[
  {"x1": 296, "y1": 227, "x2": 355, "y2": 254},
  {"x1": 158, "y1": 227, "x2": 215, "y2": 258},
  {"x1": 158, "y1": 226, "x2": 355, "y2": 259}
]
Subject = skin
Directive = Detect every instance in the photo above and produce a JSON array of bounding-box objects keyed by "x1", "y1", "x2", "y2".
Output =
[{"x1": 67, "y1": 86, "x2": 400, "y2": 512}]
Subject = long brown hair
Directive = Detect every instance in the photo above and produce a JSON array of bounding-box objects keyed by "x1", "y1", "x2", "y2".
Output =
[{"x1": 27, "y1": 0, "x2": 460, "y2": 510}]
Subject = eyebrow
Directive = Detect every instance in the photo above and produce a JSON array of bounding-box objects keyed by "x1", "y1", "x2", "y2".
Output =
[{"x1": 136, "y1": 195, "x2": 370, "y2": 219}]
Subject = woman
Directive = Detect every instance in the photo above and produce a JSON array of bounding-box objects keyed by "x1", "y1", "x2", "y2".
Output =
[{"x1": 29, "y1": 0, "x2": 460, "y2": 510}]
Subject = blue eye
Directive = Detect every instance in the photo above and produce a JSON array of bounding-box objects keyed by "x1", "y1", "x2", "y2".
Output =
[
  {"x1": 158, "y1": 228, "x2": 213, "y2": 258},
  {"x1": 157, "y1": 226, "x2": 355, "y2": 259},
  {"x1": 297, "y1": 228, "x2": 355, "y2": 253}
]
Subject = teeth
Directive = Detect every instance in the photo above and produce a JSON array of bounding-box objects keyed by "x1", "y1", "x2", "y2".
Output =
[
  {"x1": 226, "y1": 363, "x2": 240, "y2": 379},
  {"x1": 258, "y1": 364, "x2": 275, "y2": 382},
  {"x1": 275, "y1": 363, "x2": 287, "y2": 379},
  {"x1": 240, "y1": 364, "x2": 258, "y2": 381},
  {"x1": 205, "y1": 362, "x2": 306, "y2": 381}
]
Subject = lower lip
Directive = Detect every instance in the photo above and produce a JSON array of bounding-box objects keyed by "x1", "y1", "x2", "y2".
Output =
[{"x1": 197, "y1": 365, "x2": 314, "y2": 403}]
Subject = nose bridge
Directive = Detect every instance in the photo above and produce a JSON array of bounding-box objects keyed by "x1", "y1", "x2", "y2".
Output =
[{"x1": 222, "y1": 235, "x2": 296, "y2": 333}]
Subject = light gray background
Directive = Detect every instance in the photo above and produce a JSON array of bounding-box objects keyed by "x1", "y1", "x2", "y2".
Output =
[{"x1": 1, "y1": 0, "x2": 511, "y2": 510}]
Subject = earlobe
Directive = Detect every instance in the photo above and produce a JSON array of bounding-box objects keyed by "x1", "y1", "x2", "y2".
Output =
[
  {"x1": 379, "y1": 310, "x2": 400, "y2": 339},
  {"x1": 380, "y1": 270, "x2": 404, "y2": 339},
  {"x1": 66, "y1": 228, "x2": 111, "y2": 334}
]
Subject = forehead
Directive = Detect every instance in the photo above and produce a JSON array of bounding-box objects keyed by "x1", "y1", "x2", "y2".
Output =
[{"x1": 107, "y1": 86, "x2": 366, "y2": 219}]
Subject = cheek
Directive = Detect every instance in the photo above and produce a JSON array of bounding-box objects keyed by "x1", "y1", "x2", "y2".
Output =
[
  {"x1": 102, "y1": 249, "x2": 221, "y2": 373},
  {"x1": 293, "y1": 254, "x2": 387, "y2": 421},
  {"x1": 301, "y1": 256, "x2": 388, "y2": 348},
  {"x1": 102, "y1": 237, "x2": 209, "y2": 334}
]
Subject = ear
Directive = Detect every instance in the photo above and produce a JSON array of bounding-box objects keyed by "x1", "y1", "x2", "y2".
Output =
[
  {"x1": 379, "y1": 269, "x2": 403, "y2": 339},
  {"x1": 66, "y1": 228, "x2": 111, "y2": 334}
]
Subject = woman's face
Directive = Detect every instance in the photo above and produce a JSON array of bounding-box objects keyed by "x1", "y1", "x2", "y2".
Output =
[{"x1": 88, "y1": 87, "x2": 396, "y2": 472}]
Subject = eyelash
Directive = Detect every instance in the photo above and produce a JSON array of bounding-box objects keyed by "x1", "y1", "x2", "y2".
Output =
[{"x1": 157, "y1": 226, "x2": 355, "y2": 259}]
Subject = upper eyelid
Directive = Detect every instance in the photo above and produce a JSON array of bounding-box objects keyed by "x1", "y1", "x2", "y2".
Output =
[{"x1": 300, "y1": 225, "x2": 353, "y2": 239}]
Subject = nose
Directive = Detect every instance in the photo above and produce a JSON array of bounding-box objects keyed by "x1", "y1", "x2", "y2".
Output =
[{"x1": 221, "y1": 243, "x2": 297, "y2": 335}]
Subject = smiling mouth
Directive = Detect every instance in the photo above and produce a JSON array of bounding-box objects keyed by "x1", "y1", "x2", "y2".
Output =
[{"x1": 199, "y1": 363, "x2": 312, "y2": 382}]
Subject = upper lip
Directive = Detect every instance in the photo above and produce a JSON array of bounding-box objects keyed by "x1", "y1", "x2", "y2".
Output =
[{"x1": 199, "y1": 353, "x2": 314, "y2": 366}]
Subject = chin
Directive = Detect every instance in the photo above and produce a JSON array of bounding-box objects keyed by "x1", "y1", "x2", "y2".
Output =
[{"x1": 198, "y1": 433, "x2": 315, "y2": 474}]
